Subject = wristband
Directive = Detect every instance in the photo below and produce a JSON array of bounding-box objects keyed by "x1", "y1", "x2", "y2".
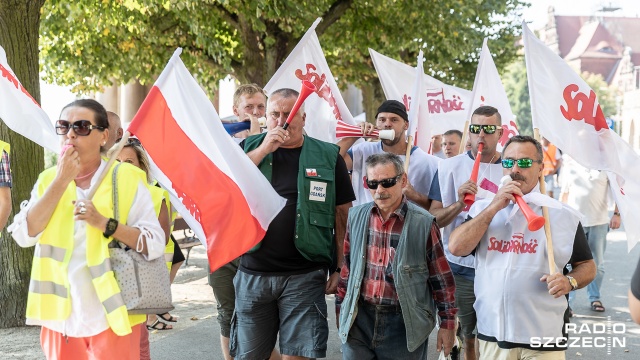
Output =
[{"x1": 103, "y1": 218, "x2": 119, "y2": 238}]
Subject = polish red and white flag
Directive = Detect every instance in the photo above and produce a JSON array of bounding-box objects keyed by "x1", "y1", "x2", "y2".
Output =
[
  {"x1": 264, "y1": 18, "x2": 356, "y2": 143},
  {"x1": 128, "y1": 49, "x2": 286, "y2": 271},
  {"x1": 466, "y1": 38, "x2": 519, "y2": 151},
  {"x1": 523, "y1": 22, "x2": 640, "y2": 251},
  {"x1": 370, "y1": 48, "x2": 471, "y2": 150},
  {"x1": 0, "y1": 46, "x2": 60, "y2": 152}
]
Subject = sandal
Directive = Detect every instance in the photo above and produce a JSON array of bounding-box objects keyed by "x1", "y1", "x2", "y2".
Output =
[
  {"x1": 147, "y1": 319, "x2": 172, "y2": 330},
  {"x1": 591, "y1": 301, "x2": 605, "y2": 312},
  {"x1": 157, "y1": 312, "x2": 178, "y2": 322}
]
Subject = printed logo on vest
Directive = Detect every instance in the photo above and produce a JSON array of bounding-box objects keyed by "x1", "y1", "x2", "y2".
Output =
[
  {"x1": 306, "y1": 168, "x2": 318, "y2": 177},
  {"x1": 488, "y1": 233, "x2": 539, "y2": 254}
]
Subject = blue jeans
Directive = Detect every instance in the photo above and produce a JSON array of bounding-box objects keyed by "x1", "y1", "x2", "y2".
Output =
[
  {"x1": 569, "y1": 224, "x2": 608, "y2": 305},
  {"x1": 342, "y1": 301, "x2": 428, "y2": 360}
]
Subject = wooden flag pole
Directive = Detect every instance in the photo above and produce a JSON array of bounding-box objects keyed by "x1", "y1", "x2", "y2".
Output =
[
  {"x1": 534, "y1": 128, "x2": 556, "y2": 275},
  {"x1": 404, "y1": 135, "x2": 413, "y2": 172},
  {"x1": 87, "y1": 131, "x2": 131, "y2": 200},
  {"x1": 459, "y1": 120, "x2": 470, "y2": 155}
]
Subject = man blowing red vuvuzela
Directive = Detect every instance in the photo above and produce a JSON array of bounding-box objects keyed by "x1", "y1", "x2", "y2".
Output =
[{"x1": 449, "y1": 135, "x2": 595, "y2": 360}]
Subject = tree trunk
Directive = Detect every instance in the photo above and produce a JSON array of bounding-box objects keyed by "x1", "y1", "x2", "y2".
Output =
[{"x1": 0, "y1": 0, "x2": 46, "y2": 328}]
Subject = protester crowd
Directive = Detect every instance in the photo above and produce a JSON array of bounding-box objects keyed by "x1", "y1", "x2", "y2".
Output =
[{"x1": 1, "y1": 81, "x2": 639, "y2": 360}]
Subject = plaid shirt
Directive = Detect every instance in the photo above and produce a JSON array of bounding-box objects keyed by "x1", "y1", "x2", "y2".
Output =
[
  {"x1": 336, "y1": 197, "x2": 457, "y2": 329},
  {"x1": 0, "y1": 150, "x2": 11, "y2": 187}
]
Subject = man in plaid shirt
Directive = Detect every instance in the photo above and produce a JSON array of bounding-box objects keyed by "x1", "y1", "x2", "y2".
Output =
[
  {"x1": 336, "y1": 152, "x2": 457, "y2": 359},
  {"x1": 0, "y1": 141, "x2": 12, "y2": 230}
]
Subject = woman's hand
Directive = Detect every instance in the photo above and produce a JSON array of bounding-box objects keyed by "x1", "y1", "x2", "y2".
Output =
[
  {"x1": 56, "y1": 146, "x2": 81, "y2": 185},
  {"x1": 74, "y1": 199, "x2": 109, "y2": 231}
]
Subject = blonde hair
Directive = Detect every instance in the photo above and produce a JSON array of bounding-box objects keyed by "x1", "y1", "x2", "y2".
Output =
[{"x1": 108, "y1": 140, "x2": 152, "y2": 184}]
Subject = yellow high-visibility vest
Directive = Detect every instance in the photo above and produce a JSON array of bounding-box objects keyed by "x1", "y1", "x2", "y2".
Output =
[{"x1": 27, "y1": 162, "x2": 148, "y2": 336}]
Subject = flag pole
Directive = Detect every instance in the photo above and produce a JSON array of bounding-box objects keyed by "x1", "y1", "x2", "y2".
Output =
[
  {"x1": 87, "y1": 131, "x2": 131, "y2": 200},
  {"x1": 459, "y1": 120, "x2": 470, "y2": 155},
  {"x1": 404, "y1": 135, "x2": 413, "y2": 172},
  {"x1": 534, "y1": 128, "x2": 556, "y2": 275}
]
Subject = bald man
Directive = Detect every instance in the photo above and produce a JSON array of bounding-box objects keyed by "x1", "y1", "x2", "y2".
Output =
[{"x1": 105, "y1": 111, "x2": 124, "y2": 150}]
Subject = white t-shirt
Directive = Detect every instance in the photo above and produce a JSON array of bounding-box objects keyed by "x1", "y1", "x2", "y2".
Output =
[
  {"x1": 560, "y1": 155, "x2": 610, "y2": 227},
  {"x1": 349, "y1": 141, "x2": 440, "y2": 206}
]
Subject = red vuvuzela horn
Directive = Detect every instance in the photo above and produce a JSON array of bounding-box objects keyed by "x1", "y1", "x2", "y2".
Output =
[
  {"x1": 501, "y1": 175, "x2": 545, "y2": 231},
  {"x1": 282, "y1": 80, "x2": 316, "y2": 131},
  {"x1": 463, "y1": 142, "x2": 484, "y2": 205}
]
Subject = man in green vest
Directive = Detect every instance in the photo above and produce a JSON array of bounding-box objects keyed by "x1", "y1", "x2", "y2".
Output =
[
  {"x1": 336, "y1": 152, "x2": 457, "y2": 359},
  {"x1": 0, "y1": 141, "x2": 11, "y2": 229},
  {"x1": 234, "y1": 88, "x2": 355, "y2": 360}
]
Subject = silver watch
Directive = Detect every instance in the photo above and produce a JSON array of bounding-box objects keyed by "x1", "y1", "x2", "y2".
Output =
[{"x1": 566, "y1": 275, "x2": 578, "y2": 290}]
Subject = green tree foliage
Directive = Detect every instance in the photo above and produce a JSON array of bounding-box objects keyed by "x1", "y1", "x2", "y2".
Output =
[{"x1": 40, "y1": 0, "x2": 526, "y2": 97}]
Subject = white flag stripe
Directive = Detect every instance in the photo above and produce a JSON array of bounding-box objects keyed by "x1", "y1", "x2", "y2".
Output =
[
  {"x1": 264, "y1": 18, "x2": 355, "y2": 143},
  {"x1": 523, "y1": 22, "x2": 640, "y2": 251},
  {"x1": 406, "y1": 51, "x2": 425, "y2": 141},
  {"x1": 0, "y1": 46, "x2": 60, "y2": 152},
  {"x1": 369, "y1": 48, "x2": 472, "y2": 137}
]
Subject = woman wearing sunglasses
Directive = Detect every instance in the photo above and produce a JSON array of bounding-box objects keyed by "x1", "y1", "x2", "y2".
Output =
[{"x1": 9, "y1": 99, "x2": 165, "y2": 360}]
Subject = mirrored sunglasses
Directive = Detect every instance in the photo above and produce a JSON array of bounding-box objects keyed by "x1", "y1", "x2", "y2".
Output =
[
  {"x1": 469, "y1": 124, "x2": 497, "y2": 134},
  {"x1": 363, "y1": 174, "x2": 402, "y2": 189},
  {"x1": 55, "y1": 120, "x2": 105, "y2": 136},
  {"x1": 502, "y1": 158, "x2": 538, "y2": 169}
]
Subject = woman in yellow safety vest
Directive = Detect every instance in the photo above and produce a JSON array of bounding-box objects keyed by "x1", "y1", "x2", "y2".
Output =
[{"x1": 9, "y1": 99, "x2": 165, "y2": 360}]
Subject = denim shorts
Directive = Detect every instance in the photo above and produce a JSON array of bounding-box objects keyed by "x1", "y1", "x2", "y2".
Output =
[
  {"x1": 229, "y1": 268, "x2": 328, "y2": 360},
  {"x1": 454, "y1": 274, "x2": 477, "y2": 339},
  {"x1": 207, "y1": 258, "x2": 239, "y2": 337}
]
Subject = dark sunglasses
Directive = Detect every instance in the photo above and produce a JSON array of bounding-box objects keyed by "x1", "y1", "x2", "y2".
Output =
[
  {"x1": 469, "y1": 124, "x2": 497, "y2": 134},
  {"x1": 363, "y1": 174, "x2": 402, "y2": 189},
  {"x1": 116, "y1": 137, "x2": 142, "y2": 147},
  {"x1": 502, "y1": 158, "x2": 540, "y2": 169},
  {"x1": 55, "y1": 120, "x2": 105, "y2": 136}
]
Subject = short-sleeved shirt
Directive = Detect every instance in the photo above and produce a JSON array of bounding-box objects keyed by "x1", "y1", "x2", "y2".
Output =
[
  {"x1": 0, "y1": 150, "x2": 11, "y2": 188},
  {"x1": 240, "y1": 144, "x2": 355, "y2": 274}
]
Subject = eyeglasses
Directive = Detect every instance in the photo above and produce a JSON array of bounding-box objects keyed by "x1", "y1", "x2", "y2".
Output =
[
  {"x1": 116, "y1": 137, "x2": 142, "y2": 147},
  {"x1": 469, "y1": 124, "x2": 497, "y2": 134},
  {"x1": 501, "y1": 158, "x2": 540, "y2": 169},
  {"x1": 363, "y1": 174, "x2": 402, "y2": 189},
  {"x1": 55, "y1": 120, "x2": 105, "y2": 136}
]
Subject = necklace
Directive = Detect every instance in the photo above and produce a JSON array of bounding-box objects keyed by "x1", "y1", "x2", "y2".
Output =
[
  {"x1": 75, "y1": 167, "x2": 98, "y2": 180},
  {"x1": 477, "y1": 152, "x2": 498, "y2": 182}
]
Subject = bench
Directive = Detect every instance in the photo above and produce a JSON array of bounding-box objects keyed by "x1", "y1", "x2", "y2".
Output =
[{"x1": 172, "y1": 217, "x2": 202, "y2": 266}]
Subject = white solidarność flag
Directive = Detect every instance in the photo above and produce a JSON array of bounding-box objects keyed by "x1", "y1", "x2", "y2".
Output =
[
  {"x1": 264, "y1": 18, "x2": 355, "y2": 143},
  {"x1": 370, "y1": 48, "x2": 472, "y2": 150},
  {"x1": 466, "y1": 38, "x2": 519, "y2": 151},
  {"x1": 128, "y1": 48, "x2": 286, "y2": 271},
  {"x1": 523, "y1": 22, "x2": 640, "y2": 251},
  {"x1": 0, "y1": 46, "x2": 60, "y2": 153}
]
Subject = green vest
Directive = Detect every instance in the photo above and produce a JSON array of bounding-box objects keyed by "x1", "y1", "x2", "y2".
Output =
[
  {"x1": 244, "y1": 133, "x2": 338, "y2": 264},
  {"x1": 338, "y1": 201, "x2": 437, "y2": 352}
]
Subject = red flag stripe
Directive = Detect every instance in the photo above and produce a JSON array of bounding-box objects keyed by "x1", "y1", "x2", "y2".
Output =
[{"x1": 128, "y1": 86, "x2": 265, "y2": 271}]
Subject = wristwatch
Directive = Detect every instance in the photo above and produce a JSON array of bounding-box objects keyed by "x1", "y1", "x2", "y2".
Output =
[
  {"x1": 103, "y1": 218, "x2": 119, "y2": 238},
  {"x1": 566, "y1": 275, "x2": 578, "y2": 291}
]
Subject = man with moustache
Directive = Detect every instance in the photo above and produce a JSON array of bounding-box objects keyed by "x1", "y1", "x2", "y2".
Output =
[
  {"x1": 337, "y1": 100, "x2": 440, "y2": 209},
  {"x1": 449, "y1": 135, "x2": 595, "y2": 360},
  {"x1": 427, "y1": 106, "x2": 506, "y2": 360},
  {"x1": 233, "y1": 88, "x2": 355, "y2": 360},
  {"x1": 336, "y1": 153, "x2": 456, "y2": 359}
]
